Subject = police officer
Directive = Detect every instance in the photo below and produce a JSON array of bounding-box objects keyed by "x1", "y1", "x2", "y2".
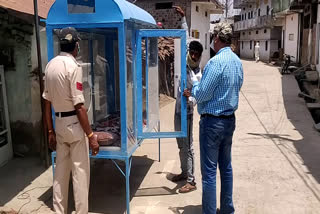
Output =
[{"x1": 43, "y1": 27, "x2": 99, "y2": 214}]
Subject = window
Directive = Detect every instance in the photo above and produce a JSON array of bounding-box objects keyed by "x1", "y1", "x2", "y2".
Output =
[
  {"x1": 265, "y1": 41, "x2": 268, "y2": 51},
  {"x1": 249, "y1": 5, "x2": 252, "y2": 8},
  {"x1": 264, "y1": 29, "x2": 267, "y2": 33},
  {"x1": 278, "y1": 40, "x2": 281, "y2": 49},
  {"x1": 192, "y1": 30, "x2": 200, "y2": 39},
  {"x1": 155, "y1": 2, "x2": 173, "y2": 9},
  {"x1": 251, "y1": 11, "x2": 253, "y2": 18},
  {"x1": 250, "y1": 40, "x2": 252, "y2": 50},
  {"x1": 258, "y1": 9, "x2": 261, "y2": 16},
  {"x1": 289, "y1": 34, "x2": 294, "y2": 41},
  {"x1": 245, "y1": 13, "x2": 247, "y2": 20},
  {"x1": 205, "y1": 33, "x2": 208, "y2": 50},
  {"x1": 267, "y1": 6, "x2": 270, "y2": 15},
  {"x1": 256, "y1": 30, "x2": 259, "y2": 34},
  {"x1": 249, "y1": 31, "x2": 251, "y2": 35},
  {"x1": 196, "y1": 5, "x2": 199, "y2": 12},
  {"x1": 243, "y1": 8, "x2": 245, "y2": 11},
  {"x1": 205, "y1": 11, "x2": 208, "y2": 17},
  {"x1": 243, "y1": 32, "x2": 245, "y2": 36},
  {"x1": 248, "y1": 12, "x2": 251, "y2": 19},
  {"x1": 68, "y1": 0, "x2": 95, "y2": 14},
  {"x1": 242, "y1": 41, "x2": 244, "y2": 49}
]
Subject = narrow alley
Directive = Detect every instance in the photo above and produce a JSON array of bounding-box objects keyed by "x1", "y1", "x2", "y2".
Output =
[{"x1": 1, "y1": 60, "x2": 320, "y2": 214}]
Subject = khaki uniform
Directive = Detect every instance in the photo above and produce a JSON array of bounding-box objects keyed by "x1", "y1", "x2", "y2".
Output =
[{"x1": 43, "y1": 52, "x2": 89, "y2": 214}]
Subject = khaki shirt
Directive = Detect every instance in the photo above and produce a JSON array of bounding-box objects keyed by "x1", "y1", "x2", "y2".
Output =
[{"x1": 42, "y1": 52, "x2": 85, "y2": 112}]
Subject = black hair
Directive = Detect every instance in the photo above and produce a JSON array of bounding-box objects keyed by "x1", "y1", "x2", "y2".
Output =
[
  {"x1": 218, "y1": 34, "x2": 232, "y2": 45},
  {"x1": 60, "y1": 42, "x2": 77, "y2": 53},
  {"x1": 189, "y1": 41, "x2": 203, "y2": 55}
]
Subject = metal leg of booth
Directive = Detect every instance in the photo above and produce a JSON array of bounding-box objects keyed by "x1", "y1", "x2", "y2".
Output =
[
  {"x1": 51, "y1": 152, "x2": 134, "y2": 213},
  {"x1": 125, "y1": 157, "x2": 132, "y2": 214},
  {"x1": 158, "y1": 121, "x2": 161, "y2": 162},
  {"x1": 52, "y1": 151, "x2": 56, "y2": 180}
]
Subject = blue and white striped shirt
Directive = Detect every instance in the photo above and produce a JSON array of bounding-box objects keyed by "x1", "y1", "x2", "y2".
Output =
[{"x1": 191, "y1": 47, "x2": 243, "y2": 116}]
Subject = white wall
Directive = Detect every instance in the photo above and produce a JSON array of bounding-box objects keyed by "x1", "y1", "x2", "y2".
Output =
[
  {"x1": 270, "y1": 40, "x2": 279, "y2": 58},
  {"x1": 191, "y1": 2, "x2": 211, "y2": 69},
  {"x1": 240, "y1": 41, "x2": 254, "y2": 58},
  {"x1": 284, "y1": 13, "x2": 299, "y2": 62},
  {"x1": 316, "y1": 4, "x2": 320, "y2": 73},
  {"x1": 258, "y1": 0, "x2": 272, "y2": 16},
  {"x1": 259, "y1": 40, "x2": 270, "y2": 61},
  {"x1": 240, "y1": 28, "x2": 271, "y2": 41}
]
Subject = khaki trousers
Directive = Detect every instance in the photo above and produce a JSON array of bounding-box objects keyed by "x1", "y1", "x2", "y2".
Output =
[{"x1": 53, "y1": 115, "x2": 90, "y2": 214}]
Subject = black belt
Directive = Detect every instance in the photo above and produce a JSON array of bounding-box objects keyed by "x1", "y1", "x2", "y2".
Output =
[
  {"x1": 55, "y1": 110, "x2": 77, "y2": 118},
  {"x1": 201, "y1": 113, "x2": 234, "y2": 119}
]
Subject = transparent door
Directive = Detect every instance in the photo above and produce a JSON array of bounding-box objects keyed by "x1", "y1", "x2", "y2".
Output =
[{"x1": 136, "y1": 29, "x2": 187, "y2": 139}]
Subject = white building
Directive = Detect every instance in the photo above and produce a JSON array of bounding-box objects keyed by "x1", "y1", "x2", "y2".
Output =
[
  {"x1": 234, "y1": 0, "x2": 282, "y2": 61},
  {"x1": 135, "y1": 0, "x2": 224, "y2": 68},
  {"x1": 190, "y1": 1, "x2": 224, "y2": 67}
]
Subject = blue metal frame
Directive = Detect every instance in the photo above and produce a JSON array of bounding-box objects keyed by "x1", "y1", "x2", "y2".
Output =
[
  {"x1": 145, "y1": 38, "x2": 149, "y2": 129},
  {"x1": 105, "y1": 35, "x2": 116, "y2": 114},
  {"x1": 136, "y1": 29, "x2": 187, "y2": 139},
  {"x1": 88, "y1": 39, "x2": 96, "y2": 125},
  {"x1": 118, "y1": 24, "x2": 128, "y2": 153},
  {"x1": 46, "y1": 1, "x2": 179, "y2": 214}
]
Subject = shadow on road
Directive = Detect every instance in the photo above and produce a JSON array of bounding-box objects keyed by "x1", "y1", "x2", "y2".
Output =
[
  {"x1": 281, "y1": 75, "x2": 320, "y2": 186},
  {"x1": 0, "y1": 157, "x2": 47, "y2": 207},
  {"x1": 39, "y1": 155, "x2": 155, "y2": 214}
]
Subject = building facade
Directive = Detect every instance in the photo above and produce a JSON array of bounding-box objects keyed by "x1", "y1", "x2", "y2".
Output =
[
  {"x1": 135, "y1": 0, "x2": 223, "y2": 69},
  {"x1": 0, "y1": 0, "x2": 53, "y2": 165},
  {"x1": 234, "y1": 0, "x2": 283, "y2": 61}
]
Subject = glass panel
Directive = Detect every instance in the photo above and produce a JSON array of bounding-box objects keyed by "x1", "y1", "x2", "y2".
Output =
[
  {"x1": 0, "y1": 70, "x2": 7, "y2": 147},
  {"x1": 68, "y1": 0, "x2": 95, "y2": 14},
  {"x1": 0, "y1": 75, "x2": 6, "y2": 132},
  {"x1": 52, "y1": 28, "x2": 121, "y2": 150},
  {"x1": 140, "y1": 36, "x2": 184, "y2": 134},
  {"x1": 145, "y1": 37, "x2": 159, "y2": 132},
  {"x1": 125, "y1": 23, "x2": 136, "y2": 149}
]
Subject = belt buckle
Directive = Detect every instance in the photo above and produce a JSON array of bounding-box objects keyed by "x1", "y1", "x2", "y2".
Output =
[{"x1": 58, "y1": 112, "x2": 62, "y2": 118}]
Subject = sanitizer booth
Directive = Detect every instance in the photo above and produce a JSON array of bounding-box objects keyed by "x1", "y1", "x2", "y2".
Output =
[{"x1": 46, "y1": 0, "x2": 187, "y2": 213}]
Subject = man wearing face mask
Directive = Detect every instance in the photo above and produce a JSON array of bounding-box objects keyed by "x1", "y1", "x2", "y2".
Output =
[
  {"x1": 189, "y1": 22, "x2": 243, "y2": 214},
  {"x1": 172, "y1": 5, "x2": 203, "y2": 194},
  {"x1": 43, "y1": 27, "x2": 99, "y2": 214}
]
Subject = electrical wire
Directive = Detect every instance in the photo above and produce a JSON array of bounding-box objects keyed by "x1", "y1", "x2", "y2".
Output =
[{"x1": 16, "y1": 186, "x2": 51, "y2": 214}]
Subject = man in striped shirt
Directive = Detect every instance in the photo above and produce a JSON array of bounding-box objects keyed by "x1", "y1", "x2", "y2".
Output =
[{"x1": 188, "y1": 22, "x2": 243, "y2": 214}]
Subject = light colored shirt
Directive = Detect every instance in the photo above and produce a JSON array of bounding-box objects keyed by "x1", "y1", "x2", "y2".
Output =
[
  {"x1": 192, "y1": 47, "x2": 243, "y2": 116},
  {"x1": 43, "y1": 52, "x2": 85, "y2": 112},
  {"x1": 181, "y1": 16, "x2": 190, "y2": 43},
  {"x1": 175, "y1": 66, "x2": 201, "y2": 115},
  {"x1": 175, "y1": 16, "x2": 202, "y2": 115}
]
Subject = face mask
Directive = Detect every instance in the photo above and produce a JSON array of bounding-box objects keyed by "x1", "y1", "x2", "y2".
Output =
[
  {"x1": 77, "y1": 43, "x2": 80, "y2": 56},
  {"x1": 187, "y1": 53, "x2": 201, "y2": 69}
]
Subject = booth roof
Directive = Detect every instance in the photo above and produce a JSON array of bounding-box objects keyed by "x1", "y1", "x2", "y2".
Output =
[{"x1": 46, "y1": 0, "x2": 156, "y2": 26}]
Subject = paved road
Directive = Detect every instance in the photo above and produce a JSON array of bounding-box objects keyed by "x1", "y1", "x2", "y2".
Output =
[{"x1": 1, "y1": 60, "x2": 320, "y2": 214}]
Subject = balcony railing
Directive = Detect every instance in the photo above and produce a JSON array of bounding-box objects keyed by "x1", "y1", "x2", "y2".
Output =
[
  {"x1": 272, "y1": 0, "x2": 291, "y2": 13},
  {"x1": 234, "y1": 15, "x2": 274, "y2": 31},
  {"x1": 234, "y1": 0, "x2": 257, "y2": 9}
]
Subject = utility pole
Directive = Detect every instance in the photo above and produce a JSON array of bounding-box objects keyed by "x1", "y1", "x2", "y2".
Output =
[{"x1": 33, "y1": 0, "x2": 49, "y2": 167}]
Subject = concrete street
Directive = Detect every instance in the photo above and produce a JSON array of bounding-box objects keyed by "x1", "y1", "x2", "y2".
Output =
[{"x1": 1, "y1": 60, "x2": 320, "y2": 214}]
